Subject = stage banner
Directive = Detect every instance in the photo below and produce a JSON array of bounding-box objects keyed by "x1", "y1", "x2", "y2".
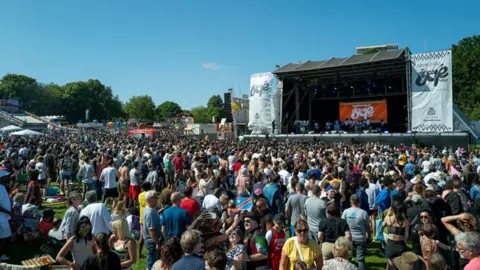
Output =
[
  {"x1": 411, "y1": 50, "x2": 453, "y2": 132},
  {"x1": 339, "y1": 99, "x2": 388, "y2": 123},
  {"x1": 248, "y1": 72, "x2": 273, "y2": 134}
]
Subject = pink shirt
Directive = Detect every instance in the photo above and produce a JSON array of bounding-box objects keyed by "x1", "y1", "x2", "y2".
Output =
[{"x1": 465, "y1": 257, "x2": 480, "y2": 270}]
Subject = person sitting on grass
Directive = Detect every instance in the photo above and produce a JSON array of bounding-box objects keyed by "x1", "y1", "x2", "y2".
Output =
[
  {"x1": 39, "y1": 208, "x2": 56, "y2": 236},
  {"x1": 21, "y1": 196, "x2": 40, "y2": 231},
  {"x1": 48, "y1": 218, "x2": 63, "y2": 240}
]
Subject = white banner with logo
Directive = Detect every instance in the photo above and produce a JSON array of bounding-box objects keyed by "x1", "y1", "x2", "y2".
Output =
[
  {"x1": 411, "y1": 50, "x2": 453, "y2": 132},
  {"x1": 248, "y1": 72, "x2": 273, "y2": 134}
]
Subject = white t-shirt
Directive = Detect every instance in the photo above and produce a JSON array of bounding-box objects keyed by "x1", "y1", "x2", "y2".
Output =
[
  {"x1": 422, "y1": 160, "x2": 431, "y2": 172},
  {"x1": 35, "y1": 162, "x2": 47, "y2": 180},
  {"x1": 80, "y1": 203, "x2": 112, "y2": 236},
  {"x1": 278, "y1": 170, "x2": 291, "y2": 186},
  {"x1": 100, "y1": 167, "x2": 118, "y2": 189},
  {"x1": 129, "y1": 168, "x2": 139, "y2": 186}
]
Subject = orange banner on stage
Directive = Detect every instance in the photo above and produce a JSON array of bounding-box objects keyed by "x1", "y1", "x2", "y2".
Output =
[{"x1": 339, "y1": 99, "x2": 388, "y2": 123}]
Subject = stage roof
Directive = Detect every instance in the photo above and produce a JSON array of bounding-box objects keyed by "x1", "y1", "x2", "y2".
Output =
[{"x1": 273, "y1": 48, "x2": 407, "y2": 75}]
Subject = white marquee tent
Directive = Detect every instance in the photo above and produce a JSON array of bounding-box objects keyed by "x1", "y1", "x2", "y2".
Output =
[
  {"x1": 0, "y1": 125, "x2": 22, "y2": 132},
  {"x1": 10, "y1": 129, "x2": 44, "y2": 136}
]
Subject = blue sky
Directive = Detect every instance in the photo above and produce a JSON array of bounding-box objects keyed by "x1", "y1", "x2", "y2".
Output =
[{"x1": 0, "y1": 1, "x2": 478, "y2": 109}]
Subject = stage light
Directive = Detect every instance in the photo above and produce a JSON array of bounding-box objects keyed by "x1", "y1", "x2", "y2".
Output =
[
  {"x1": 366, "y1": 87, "x2": 371, "y2": 92},
  {"x1": 314, "y1": 88, "x2": 318, "y2": 94},
  {"x1": 407, "y1": 130, "x2": 412, "y2": 134},
  {"x1": 350, "y1": 86, "x2": 354, "y2": 89},
  {"x1": 384, "y1": 131, "x2": 389, "y2": 134},
  {"x1": 373, "y1": 83, "x2": 376, "y2": 88},
  {"x1": 388, "y1": 86, "x2": 392, "y2": 89}
]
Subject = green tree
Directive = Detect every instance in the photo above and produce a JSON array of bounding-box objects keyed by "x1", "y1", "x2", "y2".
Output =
[
  {"x1": 452, "y1": 35, "x2": 480, "y2": 120},
  {"x1": 207, "y1": 95, "x2": 224, "y2": 121},
  {"x1": 156, "y1": 101, "x2": 182, "y2": 121},
  {"x1": 191, "y1": 106, "x2": 211, "y2": 123},
  {"x1": 0, "y1": 74, "x2": 41, "y2": 112},
  {"x1": 123, "y1": 95, "x2": 156, "y2": 120}
]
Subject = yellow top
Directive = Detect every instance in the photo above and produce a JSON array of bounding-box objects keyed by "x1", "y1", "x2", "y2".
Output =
[
  {"x1": 138, "y1": 191, "x2": 146, "y2": 224},
  {"x1": 282, "y1": 237, "x2": 321, "y2": 270}
]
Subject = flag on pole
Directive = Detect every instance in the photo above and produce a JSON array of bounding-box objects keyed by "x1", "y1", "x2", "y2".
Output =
[{"x1": 236, "y1": 197, "x2": 252, "y2": 211}]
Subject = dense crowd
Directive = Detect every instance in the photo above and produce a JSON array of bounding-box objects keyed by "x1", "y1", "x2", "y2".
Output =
[{"x1": 0, "y1": 128, "x2": 480, "y2": 270}]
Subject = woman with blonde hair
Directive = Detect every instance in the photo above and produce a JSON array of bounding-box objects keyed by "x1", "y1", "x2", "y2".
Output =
[
  {"x1": 109, "y1": 218, "x2": 137, "y2": 270},
  {"x1": 111, "y1": 201, "x2": 127, "y2": 221},
  {"x1": 322, "y1": 237, "x2": 358, "y2": 270}
]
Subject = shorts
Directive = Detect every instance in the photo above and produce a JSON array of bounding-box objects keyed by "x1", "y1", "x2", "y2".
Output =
[
  {"x1": 385, "y1": 239, "x2": 407, "y2": 259},
  {"x1": 60, "y1": 174, "x2": 72, "y2": 181},
  {"x1": 38, "y1": 179, "x2": 47, "y2": 185},
  {"x1": 120, "y1": 180, "x2": 130, "y2": 194},
  {"x1": 104, "y1": 187, "x2": 119, "y2": 199},
  {"x1": 129, "y1": 185, "x2": 141, "y2": 200}
]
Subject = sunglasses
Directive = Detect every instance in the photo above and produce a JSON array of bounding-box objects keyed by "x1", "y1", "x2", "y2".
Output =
[
  {"x1": 421, "y1": 216, "x2": 429, "y2": 219},
  {"x1": 296, "y1": 229, "x2": 308, "y2": 234}
]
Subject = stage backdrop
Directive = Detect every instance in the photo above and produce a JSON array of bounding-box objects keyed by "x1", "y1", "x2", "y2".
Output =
[
  {"x1": 248, "y1": 72, "x2": 273, "y2": 134},
  {"x1": 411, "y1": 50, "x2": 453, "y2": 132},
  {"x1": 339, "y1": 99, "x2": 388, "y2": 123}
]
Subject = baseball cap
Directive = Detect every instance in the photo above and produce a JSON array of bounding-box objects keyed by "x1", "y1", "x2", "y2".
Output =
[{"x1": 273, "y1": 214, "x2": 286, "y2": 225}]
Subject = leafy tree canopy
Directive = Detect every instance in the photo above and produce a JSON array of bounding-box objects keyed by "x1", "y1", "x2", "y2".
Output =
[
  {"x1": 156, "y1": 101, "x2": 182, "y2": 121},
  {"x1": 124, "y1": 95, "x2": 156, "y2": 120}
]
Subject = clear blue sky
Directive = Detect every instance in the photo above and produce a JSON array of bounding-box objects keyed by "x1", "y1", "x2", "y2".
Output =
[{"x1": 0, "y1": 0, "x2": 478, "y2": 109}]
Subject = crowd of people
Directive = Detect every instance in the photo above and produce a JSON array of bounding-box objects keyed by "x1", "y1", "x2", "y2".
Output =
[{"x1": 0, "y1": 127, "x2": 480, "y2": 270}]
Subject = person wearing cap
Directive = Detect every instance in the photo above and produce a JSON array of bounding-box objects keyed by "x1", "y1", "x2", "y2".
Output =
[
  {"x1": 392, "y1": 251, "x2": 427, "y2": 270},
  {"x1": 266, "y1": 214, "x2": 286, "y2": 270},
  {"x1": 243, "y1": 211, "x2": 268, "y2": 270},
  {"x1": 341, "y1": 194, "x2": 370, "y2": 270}
]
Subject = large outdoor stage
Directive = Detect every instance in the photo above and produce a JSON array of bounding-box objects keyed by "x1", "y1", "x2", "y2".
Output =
[{"x1": 242, "y1": 132, "x2": 471, "y2": 149}]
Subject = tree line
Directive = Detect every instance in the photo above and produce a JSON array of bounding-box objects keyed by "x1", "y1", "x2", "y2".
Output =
[{"x1": 0, "y1": 74, "x2": 225, "y2": 124}]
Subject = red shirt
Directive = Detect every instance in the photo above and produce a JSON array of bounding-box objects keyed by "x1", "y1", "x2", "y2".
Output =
[
  {"x1": 180, "y1": 197, "x2": 200, "y2": 219},
  {"x1": 172, "y1": 156, "x2": 184, "y2": 173},
  {"x1": 232, "y1": 162, "x2": 242, "y2": 173},
  {"x1": 267, "y1": 228, "x2": 285, "y2": 270},
  {"x1": 38, "y1": 220, "x2": 54, "y2": 236}
]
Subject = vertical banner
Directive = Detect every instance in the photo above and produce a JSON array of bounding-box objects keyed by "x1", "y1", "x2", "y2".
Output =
[
  {"x1": 85, "y1": 109, "x2": 90, "y2": 121},
  {"x1": 411, "y1": 50, "x2": 453, "y2": 132},
  {"x1": 248, "y1": 72, "x2": 273, "y2": 134}
]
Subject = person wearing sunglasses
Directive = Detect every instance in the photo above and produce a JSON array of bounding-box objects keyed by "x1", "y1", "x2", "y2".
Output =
[
  {"x1": 455, "y1": 231, "x2": 480, "y2": 270},
  {"x1": 242, "y1": 212, "x2": 268, "y2": 270},
  {"x1": 280, "y1": 218, "x2": 323, "y2": 270}
]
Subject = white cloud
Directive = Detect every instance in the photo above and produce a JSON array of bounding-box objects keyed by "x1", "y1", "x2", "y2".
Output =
[{"x1": 202, "y1": 63, "x2": 223, "y2": 70}]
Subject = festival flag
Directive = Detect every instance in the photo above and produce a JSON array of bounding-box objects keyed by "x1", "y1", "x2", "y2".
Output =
[{"x1": 236, "y1": 197, "x2": 252, "y2": 211}]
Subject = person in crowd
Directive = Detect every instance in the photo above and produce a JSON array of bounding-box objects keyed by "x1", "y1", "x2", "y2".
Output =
[
  {"x1": 118, "y1": 161, "x2": 130, "y2": 207},
  {"x1": 280, "y1": 218, "x2": 323, "y2": 270},
  {"x1": 80, "y1": 190, "x2": 112, "y2": 236},
  {"x1": 0, "y1": 178, "x2": 11, "y2": 262},
  {"x1": 318, "y1": 204, "x2": 351, "y2": 261},
  {"x1": 56, "y1": 216, "x2": 96, "y2": 270},
  {"x1": 342, "y1": 194, "x2": 370, "y2": 270},
  {"x1": 322, "y1": 236, "x2": 358, "y2": 270},
  {"x1": 111, "y1": 201, "x2": 128, "y2": 221},
  {"x1": 263, "y1": 174, "x2": 282, "y2": 215},
  {"x1": 304, "y1": 185, "x2": 326, "y2": 242},
  {"x1": 138, "y1": 181, "x2": 153, "y2": 258},
  {"x1": 172, "y1": 229, "x2": 205, "y2": 270},
  {"x1": 110, "y1": 218, "x2": 137, "y2": 270},
  {"x1": 161, "y1": 192, "x2": 191, "y2": 239},
  {"x1": 285, "y1": 182, "x2": 308, "y2": 237},
  {"x1": 39, "y1": 208, "x2": 56, "y2": 236},
  {"x1": 142, "y1": 190, "x2": 162, "y2": 270},
  {"x1": 243, "y1": 211, "x2": 269, "y2": 269},
  {"x1": 179, "y1": 186, "x2": 200, "y2": 219},
  {"x1": 383, "y1": 200, "x2": 409, "y2": 269},
  {"x1": 59, "y1": 152, "x2": 73, "y2": 196},
  {"x1": 59, "y1": 191, "x2": 82, "y2": 241},
  {"x1": 151, "y1": 237, "x2": 182, "y2": 270},
  {"x1": 266, "y1": 214, "x2": 286, "y2": 270},
  {"x1": 204, "y1": 249, "x2": 228, "y2": 270},
  {"x1": 25, "y1": 169, "x2": 42, "y2": 206},
  {"x1": 80, "y1": 232, "x2": 122, "y2": 270},
  {"x1": 226, "y1": 227, "x2": 247, "y2": 270},
  {"x1": 428, "y1": 252, "x2": 447, "y2": 270},
  {"x1": 100, "y1": 159, "x2": 119, "y2": 208}
]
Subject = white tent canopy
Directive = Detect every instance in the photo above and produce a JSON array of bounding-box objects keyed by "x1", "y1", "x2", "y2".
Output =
[
  {"x1": 10, "y1": 129, "x2": 44, "y2": 136},
  {"x1": 0, "y1": 125, "x2": 22, "y2": 132}
]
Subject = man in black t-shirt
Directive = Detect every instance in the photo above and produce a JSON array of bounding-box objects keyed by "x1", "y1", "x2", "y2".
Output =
[{"x1": 318, "y1": 204, "x2": 351, "y2": 261}]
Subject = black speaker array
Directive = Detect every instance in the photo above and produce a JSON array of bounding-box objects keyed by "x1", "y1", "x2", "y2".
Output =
[{"x1": 224, "y1": 92, "x2": 233, "y2": 122}]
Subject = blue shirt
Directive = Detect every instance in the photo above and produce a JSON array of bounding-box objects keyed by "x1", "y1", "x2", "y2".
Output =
[
  {"x1": 160, "y1": 206, "x2": 191, "y2": 238},
  {"x1": 404, "y1": 163, "x2": 415, "y2": 176},
  {"x1": 172, "y1": 255, "x2": 205, "y2": 270},
  {"x1": 390, "y1": 189, "x2": 406, "y2": 202},
  {"x1": 142, "y1": 207, "x2": 161, "y2": 243},
  {"x1": 263, "y1": 183, "x2": 282, "y2": 214},
  {"x1": 356, "y1": 189, "x2": 370, "y2": 213},
  {"x1": 376, "y1": 189, "x2": 391, "y2": 212},
  {"x1": 306, "y1": 168, "x2": 321, "y2": 180}
]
